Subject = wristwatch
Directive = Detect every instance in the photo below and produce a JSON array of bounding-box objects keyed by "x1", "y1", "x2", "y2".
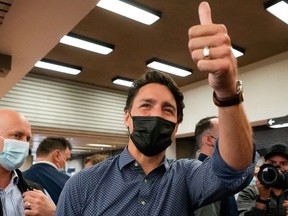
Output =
[{"x1": 213, "y1": 80, "x2": 244, "y2": 107}]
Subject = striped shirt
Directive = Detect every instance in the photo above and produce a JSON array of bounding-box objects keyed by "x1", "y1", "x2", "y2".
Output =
[{"x1": 0, "y1": 170, "x2": 24, "y2": 216}]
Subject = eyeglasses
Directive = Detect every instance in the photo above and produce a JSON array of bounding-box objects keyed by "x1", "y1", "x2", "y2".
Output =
[{"x1": 210, "y1": 135, "x2": 217, "y2": 140}]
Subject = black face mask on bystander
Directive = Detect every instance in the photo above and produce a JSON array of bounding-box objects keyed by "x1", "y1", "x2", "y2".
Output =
[{"x1": 129, "y1": 116, "x2": 176, "y2": 157}]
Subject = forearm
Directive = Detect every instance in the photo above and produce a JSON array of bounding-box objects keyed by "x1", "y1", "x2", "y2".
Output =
[{"x1": 218, "y1": 104, "x2": 253, "y2": 170}]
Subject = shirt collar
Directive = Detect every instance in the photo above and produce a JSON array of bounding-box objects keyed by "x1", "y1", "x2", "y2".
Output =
[
  {"x1": 35, "y1": 161, "x2": 59, "y2": 170},
  {"x1": 119, "y1": 147, "x2": 170, "y2": 171},
  {"x1": 119, "y1": 147, "x2": 135, "y2": 170},
  {"x1": 11, "y1": 169, "x2": 19, "y2": 185}
]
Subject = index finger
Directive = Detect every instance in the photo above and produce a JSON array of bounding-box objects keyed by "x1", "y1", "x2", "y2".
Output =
[
  {"x1": 198, "y1": 1, "x2": 213, "y2": 25},
  {"x1": 23, "y1": 189, "x2": 44, "y2": 197}
]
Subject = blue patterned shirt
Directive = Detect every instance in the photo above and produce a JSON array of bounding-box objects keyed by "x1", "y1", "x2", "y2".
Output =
[{"x1": 56, "y1": 141, "x2": 256, "y2": 216}]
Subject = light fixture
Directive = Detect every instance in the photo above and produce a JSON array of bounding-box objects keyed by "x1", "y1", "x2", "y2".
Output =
[
  {"x1": 87, "y1": 144, "x2": 115, "y2": 148},
  {"x1": 232, "y1": 44, "x2": 245, "y2": 58},
  {"x1": 60, "y1": 33, "x2": 114, "y2": 55},
  {"x1": 35, "y1": 59, "x2": 82, "y2": 75},
  {"x1": 265, "y1": 0, "x2": 288, "y2": 25},
  {"x1": 71, "y1": 149, "x2": 92, "y2": 153},
  {"x1": 267, "y1": 115, "x2": 288, "y2": 128},
  {"x1": 112, "y1": 76, "x2": 134, "y2": 87},
  {"x1": 146, "y1": 58, "x2": 192, "y2": 77},
  {"x1": 97, "y1": 0, "x2": 161, "y2": 25}
]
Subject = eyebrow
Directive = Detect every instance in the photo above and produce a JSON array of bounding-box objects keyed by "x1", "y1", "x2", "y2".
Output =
[
  {"x1": 139, "y1": 98, "x2": 176, "y2": 111},
  {"x1": 162, "y1": 101, "x2": 177, "y2": 111}
]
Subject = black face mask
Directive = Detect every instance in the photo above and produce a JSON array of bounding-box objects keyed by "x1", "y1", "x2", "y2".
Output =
[{"x1": 130, "y1": 116, "x2": 176, "y2": 157}]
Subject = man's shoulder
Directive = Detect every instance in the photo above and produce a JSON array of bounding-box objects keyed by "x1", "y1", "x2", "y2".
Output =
[{"x1": 15, "y1": 169, "x2": 45, "y2": 193}]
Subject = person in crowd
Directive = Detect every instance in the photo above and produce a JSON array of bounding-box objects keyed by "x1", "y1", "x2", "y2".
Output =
[
  {"x1": 0, "y1": 109, "x2": 55, "y2": 216},
  {"x1": 23, "y1": 136, "x2": 72, "y2": 204},
  {"x1": 84, "y1": 154, "x2": 108, "y2": 167},
  {"x1": 237, "y1": 143, "x2": 288, "y2": 216},
  {"x1": 55, "y1": 2, "x2": 256, "y2": 215},
  {"x1": 194, "y1": 116, "x2": 238, "y2": 216}
]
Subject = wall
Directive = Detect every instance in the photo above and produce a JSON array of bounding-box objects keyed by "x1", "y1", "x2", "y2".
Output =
[{"x1": 177, "y1": 51, "x2": 288, "y2": 136}]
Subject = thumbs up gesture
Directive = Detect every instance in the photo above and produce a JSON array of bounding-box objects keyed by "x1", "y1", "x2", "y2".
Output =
[{"x1": 188, "y1": 2, "x2": 238, "y2": 98}]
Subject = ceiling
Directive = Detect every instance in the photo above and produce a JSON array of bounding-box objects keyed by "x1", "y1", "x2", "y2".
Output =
[
  {"x1": 1, "y1": 0, "x2": 288, "y2": 157},
  {"x1": 29, "y1": 0, "x2": 288, "y2": 92}
]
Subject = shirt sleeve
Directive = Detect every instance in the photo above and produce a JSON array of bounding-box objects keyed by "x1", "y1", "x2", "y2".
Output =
[
  {"x1": 186, "y1": 140, "x2": 258, "y2": 209},
  {"x1": 55, "y1": 172, "x2": 84, "y2": 216}
]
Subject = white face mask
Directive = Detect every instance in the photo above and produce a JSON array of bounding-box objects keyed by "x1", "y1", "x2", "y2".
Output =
[
  {"x1": 59, "y1": 153, "x2": 69, "y2": 173},
  {"x1": 0, "y1": 136, "x2": 29, "y2": 171}
]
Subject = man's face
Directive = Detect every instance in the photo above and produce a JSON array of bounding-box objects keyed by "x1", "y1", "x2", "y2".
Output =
[
  {"x1": 0, "y1": 111, "x2": 32, "y2": 152},
  {"x1": 265, "y1": 154, "x2": 288, "y2": 171},
  {"x1": 125, "y1": 83, "x2": 178, "y2": 137}
]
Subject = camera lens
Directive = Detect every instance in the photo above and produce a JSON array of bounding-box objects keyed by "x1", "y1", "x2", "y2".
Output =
[{"x1": 260, "y1": 166, "x2": 277, "y2": 184}]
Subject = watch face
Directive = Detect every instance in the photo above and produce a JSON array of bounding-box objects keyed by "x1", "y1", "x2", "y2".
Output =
[{"x1": 236, "y1": 80, "x2": 243, "y2": 94}]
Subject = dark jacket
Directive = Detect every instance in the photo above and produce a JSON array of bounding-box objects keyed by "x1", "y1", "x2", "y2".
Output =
[{"x1": 23, "y1": 163, "x2": 69, "y2": 204}]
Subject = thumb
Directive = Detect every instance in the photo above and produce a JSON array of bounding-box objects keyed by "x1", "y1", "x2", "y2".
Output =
[{"x1": 198, "y1": 1, "x2": 213, "y2": 25}]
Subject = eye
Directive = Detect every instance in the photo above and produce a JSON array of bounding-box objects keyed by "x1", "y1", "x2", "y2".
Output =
[
  {"x1": 164, "y1": 108, "x2": 174, "y2": 114},
  {"x1": 163, "y1": 106, "x2": 175, "y2": 115},
  {"x1": 140, "y1": 103, "x2": 151, "y2": 109},
  {"x1": 12, "y1": 133, "x2": 21, "y2": 139}
]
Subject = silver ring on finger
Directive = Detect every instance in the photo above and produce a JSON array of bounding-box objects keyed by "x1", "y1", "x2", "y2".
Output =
[{"x1": 203, "y1": 46, "x2": 210, "y2": 59}]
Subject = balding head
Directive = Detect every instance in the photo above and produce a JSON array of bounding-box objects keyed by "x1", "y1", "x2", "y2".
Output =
[{"x1": 0, "y1": 109, "x2": 32, "y2": 151}]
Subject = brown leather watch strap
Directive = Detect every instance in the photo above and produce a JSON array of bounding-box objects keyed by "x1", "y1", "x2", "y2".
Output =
[{"x1": 213, "y1": 80, "x2": 244, "y2": 107}]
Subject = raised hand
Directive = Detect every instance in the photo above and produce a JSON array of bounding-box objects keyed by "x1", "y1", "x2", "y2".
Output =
[{"x1": 188, "y1": 1, "x2": 238, "y2": 98}]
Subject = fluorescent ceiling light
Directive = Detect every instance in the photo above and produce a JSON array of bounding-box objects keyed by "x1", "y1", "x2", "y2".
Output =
[
  {"x1": 60, "y1": 33, "x2": 114, "y2": 55},
  {"x1": 265, "y1": 0, "x2": 288, "y2": 25},
  {"x1": 232, "y1": 45, "x2": 245, "y2": 58},
  {"x1": 87, "y1": 144, "x2": 115, "y2": 148},
  {"x1": 97, "y1": 0, "x2": 161, "y2": 25},
  {"x1": 146, "y1": 58, "x2": 192, "y2": 77},
  {"x1": 71, "y1": 149, "x2": 92, "y2": 153},
  {"x1": 35, "y1": 59, "x2": 82, "y2": 75},
  {"x1": 112, "y1": 76, "x2": 134, "y2": 87}
]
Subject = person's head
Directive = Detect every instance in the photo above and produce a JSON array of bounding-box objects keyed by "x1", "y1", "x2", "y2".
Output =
[
  {"x1": 124, "y1": 70, "x2": 185, "y2": 156},
  {"x1": 194, "y1": 116, "x2": 219, "y2": 156},
  {"x1": 0, "y1": 109, "x2": 31, "y2": 171},
  {"x1": 264, "y1": 143, "x2": 288, "y2": 171},
  {"x1": 36, "y1": 136, "x2": 72, "y2": 170},
  {"x1": 124, "y1": 70, "x2": 185, "y2": 124},
  {"x1": 84, "y1": 154, "x2": 108, "y2": 167}
]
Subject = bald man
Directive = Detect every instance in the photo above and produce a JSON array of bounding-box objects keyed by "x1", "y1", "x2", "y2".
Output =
[{"x1": 0, "y1": 109, "x2": 55, "y2": 216}]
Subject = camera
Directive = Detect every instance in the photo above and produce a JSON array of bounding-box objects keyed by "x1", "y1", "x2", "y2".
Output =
[{"x1": 258, "y1": 164, "x2": 288, "y2": 189}]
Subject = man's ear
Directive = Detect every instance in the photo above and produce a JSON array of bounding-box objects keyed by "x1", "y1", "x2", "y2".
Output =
[
  {"x1": 206, "y1": 135, "x2": 215, "y2": 147},
  {"x1": 52, "y1": 150, "x2": 60, "y2": 162},
  {"x1": 124, "y1": 110, "x2": 129, "y2": 128},
  {"x1": 202, "y1": 134, "x2": 212, "y2": 147}
]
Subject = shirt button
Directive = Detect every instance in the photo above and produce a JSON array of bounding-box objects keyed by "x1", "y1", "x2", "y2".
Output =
[
  {"x1": 141, "y1": 200, "x2": 146, "y2": 205},
  {"x1": 134, "y1": 162, "x2": 139, "y2": 167},
  {"x1": 144, "y1": 179, "x2": 148, "y2": 183}
]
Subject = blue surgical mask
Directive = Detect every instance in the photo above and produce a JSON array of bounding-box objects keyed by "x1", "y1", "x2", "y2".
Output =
[{"x1": 0, "y1": 136, "x2": 29, "y2": 171}]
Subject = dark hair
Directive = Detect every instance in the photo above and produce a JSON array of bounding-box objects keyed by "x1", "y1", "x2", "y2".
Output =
[
  {"x1": 36, "y1": 136, "x2": 72, "y2": 156},
  {"x1": 84, "y1": 154, "x2": 108, "y2": 166},
  {"x1": 195, "y1": 116, "x2": 218, "y2": 147},
  {"x1": 124, "y1": 70, "x2": 185, "y2": 123}
]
